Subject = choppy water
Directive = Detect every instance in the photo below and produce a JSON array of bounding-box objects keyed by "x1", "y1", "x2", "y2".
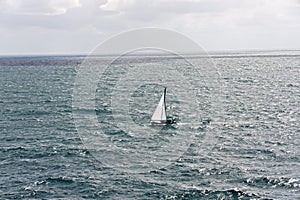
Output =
[{"x1": 0, "y1": 51, "x2": 299, "y2": 199}]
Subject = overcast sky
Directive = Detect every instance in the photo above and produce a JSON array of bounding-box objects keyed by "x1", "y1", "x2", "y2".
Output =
[{"x1": 0, "y1": 0, "x2": 300, "y2": 54}]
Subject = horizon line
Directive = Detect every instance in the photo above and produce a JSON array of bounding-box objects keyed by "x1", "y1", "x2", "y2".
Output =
[{"x1": 0, "y1": 48, "x2": 300, "y2": 57}]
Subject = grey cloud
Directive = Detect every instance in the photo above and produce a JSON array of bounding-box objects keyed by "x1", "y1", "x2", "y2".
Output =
[
  {"x1": 0, "y1": 0, "x2": 300, "y2": 54},
  {"x1": 0, "y1": 0, "x2": 82, "y2": 15},
  {"x1": 0, "y1": 0, "x2": 109, "y2": 30}
]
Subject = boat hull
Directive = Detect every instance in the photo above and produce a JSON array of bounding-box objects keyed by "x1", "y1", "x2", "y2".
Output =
[
  {"x1": 150, "y1": 118, "x2": 176, "y2": 126},
  {"x1": 150, "y1": 120, "x2": 167, "y2": 126}
]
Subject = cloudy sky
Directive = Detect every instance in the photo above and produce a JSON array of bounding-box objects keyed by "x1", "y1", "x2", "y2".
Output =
[{"x1": 0, "y1": 0, "x2": 300, "y2": 54}]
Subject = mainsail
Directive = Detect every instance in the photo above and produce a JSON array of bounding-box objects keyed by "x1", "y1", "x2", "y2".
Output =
[{"x1": 150, "y1": 88, "x2": 167, "y2": 123}]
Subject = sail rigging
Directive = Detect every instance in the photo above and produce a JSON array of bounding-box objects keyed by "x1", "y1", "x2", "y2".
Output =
[{"x1": 150, "y1": 88, "x2": 167, "y2": 123}]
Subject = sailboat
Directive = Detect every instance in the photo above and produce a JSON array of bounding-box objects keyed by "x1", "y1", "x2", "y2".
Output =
[{"x1": 150, "y1": 88, "x2": 176, "y2": 125}]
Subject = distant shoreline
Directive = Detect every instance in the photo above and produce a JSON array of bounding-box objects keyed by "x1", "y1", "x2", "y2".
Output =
[{"x1": 1, "y1": 49, "x2": 300, "y2": 59}]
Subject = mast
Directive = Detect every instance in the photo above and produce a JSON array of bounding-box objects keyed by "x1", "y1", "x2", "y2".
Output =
[{"x1": 164, "y1": 87, "x2": 167, "y2": 118}]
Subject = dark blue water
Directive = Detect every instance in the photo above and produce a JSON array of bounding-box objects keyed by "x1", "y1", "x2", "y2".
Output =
[{"x1": 0, "y1": 52, "x2": 299, "y2": 199}]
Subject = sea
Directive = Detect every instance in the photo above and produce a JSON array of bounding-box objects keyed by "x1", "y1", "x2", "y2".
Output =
[{"x1": 0, "y1": 50, "x2": 299, "y2": 199}]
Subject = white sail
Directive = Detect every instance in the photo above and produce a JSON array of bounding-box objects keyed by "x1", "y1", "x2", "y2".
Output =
[{"x1": 150, "y1": 89, "x2": 167, "y2": 123}]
